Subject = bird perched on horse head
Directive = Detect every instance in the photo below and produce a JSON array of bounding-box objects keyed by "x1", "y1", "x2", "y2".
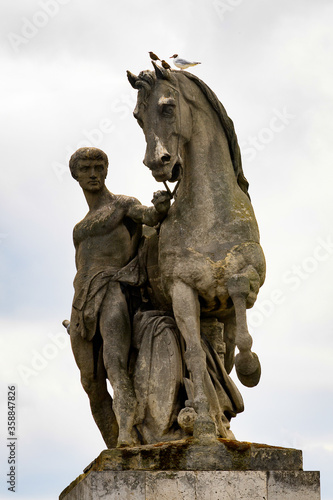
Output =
[
  {"x1": 170, "y1": 54, "x2": 201, "y2": 70},
  {"x1": 149, "y1": 51, "x2": 160, "y2": 61}
]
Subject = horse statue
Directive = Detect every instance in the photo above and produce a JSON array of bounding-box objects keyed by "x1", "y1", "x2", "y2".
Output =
[{"x1": 127, "y1": 62, "x2": 266, "y2": 439}]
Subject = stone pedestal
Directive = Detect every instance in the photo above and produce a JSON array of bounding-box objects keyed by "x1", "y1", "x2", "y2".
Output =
[{"x1": 59, "y1": 439, "x2": 320, "y2": 499}]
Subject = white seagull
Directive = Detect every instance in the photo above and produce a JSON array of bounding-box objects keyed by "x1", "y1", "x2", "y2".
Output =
[{"x1": 170, "y1": 54, "x2": 201, "y2": 70}]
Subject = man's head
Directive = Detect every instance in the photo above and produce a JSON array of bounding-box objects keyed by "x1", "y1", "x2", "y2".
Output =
[
  {"x1": 69, "y1": 147, "x2": 109, "y2": 193},
  {"x1": 69, "y1": 147, "x2": 109, "y2": 180}
]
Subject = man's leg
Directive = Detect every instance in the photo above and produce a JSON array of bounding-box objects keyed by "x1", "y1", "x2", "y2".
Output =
[
  {"x1": 70, "y1": 327, "x2": 118, "y2": 448},
  {"x1": 99, "y1": 282, "x2": 137, "y2": 447}
]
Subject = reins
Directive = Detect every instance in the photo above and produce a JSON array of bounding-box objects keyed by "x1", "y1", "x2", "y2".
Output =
[
  {"x1": 163, "y1": 179, "x2": 180, "y2": 200},
  {"x1": 162, "y1": 77, "x2": 182, "y2": 201}
]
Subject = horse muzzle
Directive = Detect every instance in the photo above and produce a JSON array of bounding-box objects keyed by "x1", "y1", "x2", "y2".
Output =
[
  {"x1": 143, "y1": 134, "x2": 183, "y2": 182},
  {"x1": 145, "y1": 156, "x2": 183, "y2": 183}
]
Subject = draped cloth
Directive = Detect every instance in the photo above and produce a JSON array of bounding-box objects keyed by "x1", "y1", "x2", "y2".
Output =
[
  {"x1": 131, "y1": 310, "x2": 184, "y2": 443},
  {"x1": 70, "y1": 267, "x2": 119, "y2": 341},
  {"x1": 70, "y1": 255, "x2": 146, "y2": 342},
  {"x1": 131, "y1": 309, "x2": 244, "y2": 442}
]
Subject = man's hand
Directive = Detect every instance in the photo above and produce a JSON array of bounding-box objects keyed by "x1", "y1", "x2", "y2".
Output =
[{"x1": 151, "y1": 190, "x2": 172, "y2": 215}]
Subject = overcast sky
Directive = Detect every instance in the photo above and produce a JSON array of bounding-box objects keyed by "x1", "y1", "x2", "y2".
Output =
[{"x1": 1, "y1": 0, "x2": 333, "y2": 498}]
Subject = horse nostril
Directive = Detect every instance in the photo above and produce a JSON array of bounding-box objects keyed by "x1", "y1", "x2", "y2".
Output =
[{"x1": 161, "y1": 154, "x2": 171, "y2": 164}]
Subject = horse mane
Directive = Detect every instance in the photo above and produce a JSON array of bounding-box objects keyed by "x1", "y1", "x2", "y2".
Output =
[
  {"x1": 135, "y1": 68, "x2": 250, "y2": 198},
  {"x1": 181, "y1": 71, "x2": 250, "y2": 198}
]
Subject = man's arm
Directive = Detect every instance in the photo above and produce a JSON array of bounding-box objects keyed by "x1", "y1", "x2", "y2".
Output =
[{"x1": 127, "y1": 191, "x2": 171, "y2": 227}]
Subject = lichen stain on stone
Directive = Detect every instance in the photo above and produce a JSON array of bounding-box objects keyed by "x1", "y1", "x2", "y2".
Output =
[
  {"x1": 219, "y1": 438, "x2": 251, "y2": 452},
  {"x1": 59, "y1": 472, "x2": 88, "y2": 500}
]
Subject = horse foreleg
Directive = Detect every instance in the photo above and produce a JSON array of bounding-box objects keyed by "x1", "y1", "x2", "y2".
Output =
[
  {"x1": 171, "y1": 281, "x2": 206, "y2": 406},
  {"x1": 171, "y1": 281, "x2": 216, "y2": 439},
  {"x1": 227, "y1": 275, "x2": 261, "y2": 387}
]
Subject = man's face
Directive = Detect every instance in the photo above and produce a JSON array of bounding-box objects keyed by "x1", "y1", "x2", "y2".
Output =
[{"x1": 76, "y1": 159, "x2": 107, "y2": 192}]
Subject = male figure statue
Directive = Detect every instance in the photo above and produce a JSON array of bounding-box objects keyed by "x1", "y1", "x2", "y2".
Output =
[{"x1": 67, "y1": 147, "x2": 170, "y2": 448}]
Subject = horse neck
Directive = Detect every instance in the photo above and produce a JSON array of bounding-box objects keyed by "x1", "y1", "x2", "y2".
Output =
[{"x1": 176, "y1": 105, "x2": 237, "y2": 211}]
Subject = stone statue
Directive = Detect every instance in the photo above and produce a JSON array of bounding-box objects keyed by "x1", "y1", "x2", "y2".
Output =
[
  {"x1": 65, "y1": 147, "x2": 171, "y2": 448},
  {"x1": 64, "y1": 63, "x2": 265, "y2": 448},
  {"x1": 126, "y1": 62, "x2": 266, "y2": 440},
  {"x1": 60, "y1": 64, "x2": 320, "y2": 500}
]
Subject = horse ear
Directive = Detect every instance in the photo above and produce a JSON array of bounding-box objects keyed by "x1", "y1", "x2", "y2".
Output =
[
  {"x1": 152, "y1": 61, "x2": 170, "y2": 80},
  {"x1": 127, "y1": 70, "x2": 139, "y2": 89}
]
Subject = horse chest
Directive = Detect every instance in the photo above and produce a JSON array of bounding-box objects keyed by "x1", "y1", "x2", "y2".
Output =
[
  {"x1": 160, "y1": 215, "x2": 230, "y2": 260},
  {"x1": 159, "y1": 217, "x2": 213, "y2": 277}
]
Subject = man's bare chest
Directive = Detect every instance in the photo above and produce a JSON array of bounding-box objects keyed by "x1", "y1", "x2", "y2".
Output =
[{"x1": 73, "y1": 205, "x2": 125, "y2": 245}]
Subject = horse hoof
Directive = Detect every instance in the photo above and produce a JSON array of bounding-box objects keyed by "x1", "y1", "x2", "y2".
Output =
[
  {"x1": 193, "y1": 412, "x2": 217, "y2": 442},
  {"x1": 117, "y1": 440, "x2": 131, "y2": 448},
  {"x1": 235, "y1": 351, "x2": 261, "y2": 387},
  {"x1": 116, "y1": 430, "x2": 136, "y2": 448}
]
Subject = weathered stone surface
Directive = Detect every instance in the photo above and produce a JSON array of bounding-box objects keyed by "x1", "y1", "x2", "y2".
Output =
[
  {"x1": 61, "y1": 471, "x2": 146, "y2": 500},
  {"x1": 196, "y1": 471, "x2": 267, "y2": 500},
  {"x1": 268, "y1": 471, "x2": 321, "y2": 499},
  {"x1": 60, "y1": 469, "x2": 320, "y2": 500},
  {"x1": 77, "y1": 439, "x2": 303, "y2": 473},
  {"x1": 60, "y1": 441, "x2": 320, "y2": 499},
  {"x1": 146, "y1": 471, "x2": 196, "y2": 500}
]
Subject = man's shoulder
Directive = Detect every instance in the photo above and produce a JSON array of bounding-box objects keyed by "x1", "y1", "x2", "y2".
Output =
[{"x1": 114, "y1": 194, "x2": 142, "y2": 208}]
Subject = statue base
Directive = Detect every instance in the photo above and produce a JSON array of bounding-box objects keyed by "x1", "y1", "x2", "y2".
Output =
[{"x1": 59, "y1": 438, "x2": 320, "y2": 499}]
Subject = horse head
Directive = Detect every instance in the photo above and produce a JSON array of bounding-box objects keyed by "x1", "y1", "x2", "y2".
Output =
[
  {"x1": 128, "y1": 63, "x2": 250, "y2": 198},
  {"x1": 127, "y1": 63, "x2": 192, "y2": 183}
]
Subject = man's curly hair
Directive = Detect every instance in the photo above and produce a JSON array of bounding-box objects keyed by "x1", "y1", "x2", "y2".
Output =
[{"x1": 69, "y1": 147, "x2": 109, "y2": 180}]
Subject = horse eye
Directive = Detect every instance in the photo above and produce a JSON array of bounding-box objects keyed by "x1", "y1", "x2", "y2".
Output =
[{"x1": 161, "y1": 104, "x2": 175, "y2": 116}]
